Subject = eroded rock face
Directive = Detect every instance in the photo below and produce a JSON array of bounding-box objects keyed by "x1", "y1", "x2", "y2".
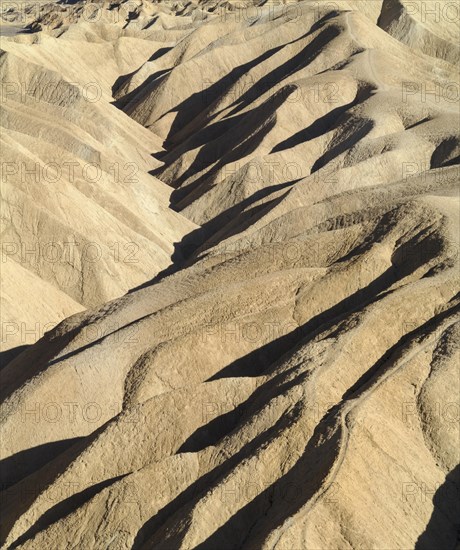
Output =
[
  {"x1": 0, "y1": 4, "x2": 197, "y2": 351},
  {"x1": 0, "y1": 1, "x2": 459, "y2": 548}
]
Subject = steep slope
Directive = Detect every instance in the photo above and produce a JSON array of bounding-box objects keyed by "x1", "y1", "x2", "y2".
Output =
[
  {"x1": 117, "y1": 3, "x2": 458, "y2": 234},
  {"x1": 0, "y1": 22, "x2": 196, "y2": 352},
  {"x1": 0, "y1": 1, "x2": 459, "y2": 549}
]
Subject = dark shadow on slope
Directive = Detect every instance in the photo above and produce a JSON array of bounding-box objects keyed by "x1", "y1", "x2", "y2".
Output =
[
  {"x1": 377, "y1": 0, "x2": 404, "y2": 33},
  {"x1": 159, "y1": 88, "x2": 283, "y2": 196},
  {"x1": 189, "y1": 306, "x2": 460, "y2": 549},
  {"x1": 310, "y1": 117, "x2": 374, "y2": 174},
  {"x1": 160, "y1": 13, "x2": 341, "y2": 155},
  {"x1": 192, "y1": 303, "x2": 460, "y2": 548},
  {"x1": 195, "y1": 412, "x2": 342, "y2": 549},
  {"x1": 0, "y1": 324, "x2": 83, "y2": 404},
  {"x1": 122, "y1": 8, "x2": 140, "y2": 29},
  {"x1": 0, "y1": 419, "x2": 116, "y2": 547},
  {"x1": 208, "y1": 215, "x2": 445, "y2": 382},
  {"x1": 141, "y1": 14, "x2": 160, "y2": 30},
  {"x1": 113, "y1": 68, "x2": 171, "y2": 110},
  {"x1": 156, "y1": 106, "x2": 272, "y2": 172},
  {"x1": 0, "y1": 430, "x2": 101, "y2": 546},
  {"x1": 181, "y1": 233, "x2": 443, "y2": 451},
  {"x1": 148, "y1": 46, "x2": 172, "y2": 62},
  {"x1": 162, "y1": 13, "x2": 343, "y2": 150},
  {"x1": 161, "y1": 83, "x2": 372, "y2": 214},
  {"x1": 271, "y1": 85, "x2": 375, "y2": 154},
  {"x1": 185, "y1": 299, "x2": 460, "y2": 462},
  {"x1": 163, "y1": 45, "x2": 285, "y2": 145},
  {"x1": 194, "y1": 186, "x2": 296, "y2": 252},
  {"x1": 415, "y1": 464, "x2": 460, "y2": 550},
  {"x1": 442, "y1": 155, "x2": 460, "y2": 168},
  {"x1": 405, "y1": 116, "x2": 431, "y2": 130},
  {"x1": 128, "y1": 184, "x2": 291, "y2": 293},
  {"x1": 208, "y1": 263, "x2": 399, "y2": 383},
  {"x1": 134, "y1": 213, "x2": 449, "y2": 547},
  {"x1": 0, "y1": 345, "x2": 29, "y2": 371},
  {"x1": 0, "y1": 438, "x2": 83, "y2": 490},
  {"x1": 139, "y1": 294, "x2": 459, "y2": 548},
  {"x1": 271, "y1": 101, "x2": 352, "y2": 153},
  {"x1": 178, "y1": 369, "x2": 309, "y2": 454},
  {"x1": 309, "y1": 8, "x2": 344, "y2": 33},
  {"x1": 342, "y1": 300, "x2": 460, "y2": 401},
  {"x1": 430, "y1": 137, "x2": 460, "y2": 169},
  {"x1": 132, "y1": 405, "x2": 303, "y2": 549},
  {"x1": 9, "y1": 474, "x2": 127, "y2": 549},
  {"x1": 225, "y1": 24, "x2": 341, "y2": 120},
  {"x1": 112, "y1": 46, "x2": 172, "y2": 100},
  {"x1": 163, "y1": 20, "x2": 337, "y2": 149}
]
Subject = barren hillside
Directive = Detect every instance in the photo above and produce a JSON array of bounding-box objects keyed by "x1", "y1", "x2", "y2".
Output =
[{"x1": 0, "y1": 1, "x2": 459, "y2": 549}]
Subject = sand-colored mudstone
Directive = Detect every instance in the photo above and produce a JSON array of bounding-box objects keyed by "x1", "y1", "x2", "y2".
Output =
[{"x1": 0, "y1": 1, "x2": 459, "y2": 548}]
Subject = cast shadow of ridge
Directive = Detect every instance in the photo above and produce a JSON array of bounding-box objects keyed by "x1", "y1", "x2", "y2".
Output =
[
  {"x1": 9, "y1": 474, "x2": 127, "y2": 549},
  {"x1": 163, "y1": 12, "x2": 343, "y2": 149},
  {"x1": 135, "y1": 233, "x2": 439, "y2": 547},
  {"x1": 177, "y1": 250, "x2": 430, "y2": 454},
  {"x1": 112, "y1": 47, "x2": 173, "y2": 109},
  {"x1": 0, "y1": 345, "x2": 29, "y2": 371},
  {"x1": 160, "y1": 89, "x2": 285, "y2": 197},
  {"x1": 134, "y1": 407, "x2": 341, "y2": 549},
  {"x1": 0, "y1": 439, "x2": 83, "y2": 491},
  {"x1": 128, "y1": 183, "x2": 292, "y2": 293},
  {"x1": 271, "y1": 84, "x2": 375, "y2": 154},
  {"x1": 225, "y1": 23, "x2": 341, "y2": 121},
  {"x1": 131, "y1": 408, "x2": 302, "y2": 549},
  {"x1": 0, "y1": 435, "x2": 98, "y2": 547},
  {"x1": 193, "y1": 417, "x2": 341, "y2": 549},
  {"x1": 415, "y1": 464, "x2": 460, "y2": 550},
  {"x1": 163, "y1": 45, "x2": 285, "y2": 145}
]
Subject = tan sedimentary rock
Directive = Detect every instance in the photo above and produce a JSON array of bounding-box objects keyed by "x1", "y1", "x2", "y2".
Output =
[{"x1": 0, "y1": 1, "x2": 459, "y2": 548}]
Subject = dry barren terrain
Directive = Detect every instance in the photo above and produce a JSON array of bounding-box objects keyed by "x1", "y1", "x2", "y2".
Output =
[{"x1": 0, "y1": 1, "x2": 459, "y2": 548}]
